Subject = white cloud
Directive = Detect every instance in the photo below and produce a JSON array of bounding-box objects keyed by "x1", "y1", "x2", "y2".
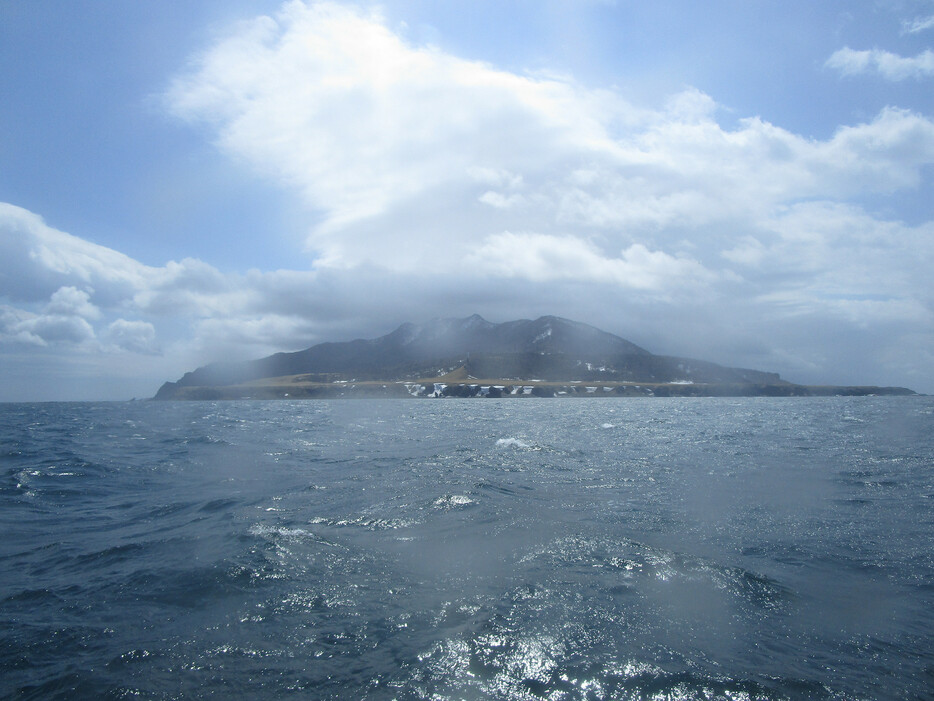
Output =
[
  {"x1": 720, "y1": 201, "x2": 934, "y2": 333},
  {"x1": 165, "y1": 1, "x2": 643, "y2": 261},
  {"x1": 825, "y1": 47, "x2": 934, "y2": 80},
  {"x1": 0, "y1": 305, "x2": 97, "y2": 348},
  {"x1": 903, "y1": 14, "x2": 934, "y2": 34},
  {"x1": 0, "y1": 204, "x2": 265, "y2": 327},
  {"x1": 1, "y1": 284, "x2": 102, "y2": 348},
  {"x1": 104, "y1": 319, "x2": 159, "y2": 354},
  {"x1": 0, "y1": 202, "x2": 364, "y2": 368},
  {"x1": 0, "y1": 202, "x2": 148, "y2": 305},
  {"x1": 166, "y1": 3, "x2": 934, "y2": 281},
  {"x1": 46, "y1": 286, "x2": 101, "y2": 320},
  {"x1": 167, "y1": 0, "x2": 614, "y2": 233},
  {"x1": 0, "y1": 306, "x2": 46, "y2": 346},
  {"x1": 478, "y1": 191, "x2": 526, "y2": 209},
  {"x1": 23, "y1": 315, "x2": 97, "y2": 346},
  {"x1": 467, "y1": 232, "x2": 715, "y2": 293}
]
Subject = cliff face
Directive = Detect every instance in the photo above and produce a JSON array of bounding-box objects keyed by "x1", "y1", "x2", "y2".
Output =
[{"x1": 155, "y1": 315, "x2": 788, "y2": 399}]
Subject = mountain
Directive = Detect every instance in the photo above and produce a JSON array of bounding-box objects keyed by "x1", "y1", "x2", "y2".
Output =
[{"x1": 154, "y1": 314, "x2": 807, "y2": 399}]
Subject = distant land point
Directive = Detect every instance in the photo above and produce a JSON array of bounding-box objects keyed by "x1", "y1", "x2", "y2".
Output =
[{"x1": 154, "y1": 315, "x2": 916, "y2": 400}]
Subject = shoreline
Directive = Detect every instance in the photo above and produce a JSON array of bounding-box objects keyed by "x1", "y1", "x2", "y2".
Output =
[{"x1": 155, "y1": 379, "x2": 916, "y2": 400}]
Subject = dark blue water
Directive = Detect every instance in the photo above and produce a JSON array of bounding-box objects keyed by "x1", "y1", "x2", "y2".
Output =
[{"x1": 2, "y1": 398, "x2": 933, "y2": 700}]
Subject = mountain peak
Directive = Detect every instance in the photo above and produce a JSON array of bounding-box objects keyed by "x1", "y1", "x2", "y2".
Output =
[{"x1": 462, "y1": 313, "x2": 492, "y2": 328}]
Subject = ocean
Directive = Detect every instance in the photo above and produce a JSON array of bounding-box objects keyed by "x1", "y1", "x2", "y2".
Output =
[{"x1": 1, "y1": 397, "x2": 933, "y2": 700}]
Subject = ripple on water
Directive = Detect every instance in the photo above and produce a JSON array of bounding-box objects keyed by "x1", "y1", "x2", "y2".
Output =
[{"x1": 1, "y1": 398, "x2": 932, "y2": 700}]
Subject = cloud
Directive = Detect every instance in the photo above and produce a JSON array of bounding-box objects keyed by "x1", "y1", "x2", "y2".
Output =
[
  {"x1": 167, "y1": 1, "x2": 597, "y2": 231},
  {"x1": 104, "y1": 319, "x2": 159, "y2": 354},
  {"x1": 825, "y1": 47, "x2": 934, "y2": 80},
  {"x1": 4, "y1": 0, "x2": 934, "y2": 395},
  {"x1": 467, "y1": 232, "x2": 716, "y2": 293},
  {"x1": 0, "y1": 306, "x2": 46, "y2": 346},
  {"x1": 166, "y1": 3, "x2": 934, "y2": 276},
  {"x1": 0, "y1": 202, "x2": 148, "y2": 305},
  {"x1": 0, "y1": 305, "x2": 96, "y2": 348},
  {"x1": 0, "y1": 203, "x2": 278, "y2": 329},
  {"x1": 165, "y1": 1, "x2": 646, "y2": 260},
  {"x1": 903, "y1": 14, "x2": 934, "y2": 34},
  {"x1": 741, "y1": 201, "x2": 934, "y2": 324},
  {"x1": 46, "y1": 286, "x2": 101, "y2": 320},
  {"x1": 0, "y1": 285, "x2": 101, "y2": 348},
  {"x1": 0, "y1": 202, "x2": 352, "y2": 364},
  {"x1": 22, "y1": 314, "x2": 97, "y2": 346}
]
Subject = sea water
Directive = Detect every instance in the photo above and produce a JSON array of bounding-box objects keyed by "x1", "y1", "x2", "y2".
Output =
[{"x1": 1, "y1": 397, "x2": 933, "y2": 700}]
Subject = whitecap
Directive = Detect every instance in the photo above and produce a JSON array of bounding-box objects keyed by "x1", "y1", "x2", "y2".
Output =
[
  {"x1": 307, "y1": 514, "x2": 418, "y2": 530},
  {"x1": 496, "y1": 437, "x2": 531, "y2": 449},
  {"x1": 249, "y1": 524, "x2": 315, "y2": 539},
  {"x1": 433, "y1": 494, "x2": 475, "y2": 509}
]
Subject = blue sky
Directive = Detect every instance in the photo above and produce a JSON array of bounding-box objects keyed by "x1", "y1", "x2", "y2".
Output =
[{"x1": 2, "y1": 0, "x2": 934, "y2": 400}]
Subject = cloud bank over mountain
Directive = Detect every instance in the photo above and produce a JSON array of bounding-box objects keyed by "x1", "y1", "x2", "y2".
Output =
[{"x1": 1, "y1": 1, "x2": 933, "y2": 399}]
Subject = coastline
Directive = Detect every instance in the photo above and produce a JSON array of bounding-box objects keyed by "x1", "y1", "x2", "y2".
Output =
[{"x1": 154, "y1": 377, "x2": 916, "y2": 400}]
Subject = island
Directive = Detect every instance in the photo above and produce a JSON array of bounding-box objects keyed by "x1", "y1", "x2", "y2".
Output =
[{"x1": 154, "y1": 315, "x2": 915, "y2": 399}]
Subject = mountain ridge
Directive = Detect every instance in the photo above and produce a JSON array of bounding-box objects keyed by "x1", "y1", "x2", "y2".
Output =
[
  {"x1": 156, "y1": 314, "x2": 781, "y2": 398},
  {"x1": 153, "y1": 314, "x2": 914, "y2": 399}
]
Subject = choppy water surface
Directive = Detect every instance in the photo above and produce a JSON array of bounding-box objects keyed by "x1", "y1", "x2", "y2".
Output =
[{"x1": 2, "y1": 397, "x2": 933, "y2": 699}]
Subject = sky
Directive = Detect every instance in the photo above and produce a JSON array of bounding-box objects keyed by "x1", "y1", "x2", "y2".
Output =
[{"x1": 2, "y1": 0, "x2": 934, "y2": 400}]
